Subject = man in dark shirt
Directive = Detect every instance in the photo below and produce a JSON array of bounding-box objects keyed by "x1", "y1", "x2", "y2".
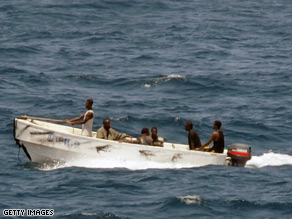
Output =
[
  {"x1": 151, "y1": 127, "x2": 164, "y2": 146},
  {"x1": 184, "y1": 121, "x2": 202, "y2": 150},
  {"x1": 198, "y1": 120, "x2": 225, "y2": 153}
]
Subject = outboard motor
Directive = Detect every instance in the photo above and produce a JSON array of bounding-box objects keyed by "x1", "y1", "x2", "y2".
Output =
[{"x1": 227, "y1": 143, "x2": 251, "y2": 167}]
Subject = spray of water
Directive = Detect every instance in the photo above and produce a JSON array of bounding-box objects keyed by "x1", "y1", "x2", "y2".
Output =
[
  {"x1": 246, "y1": 152, "x2": 292, "y2": 168},
  {"x1": 30, "y1": 152, "x2": 292, "y2": 171}
]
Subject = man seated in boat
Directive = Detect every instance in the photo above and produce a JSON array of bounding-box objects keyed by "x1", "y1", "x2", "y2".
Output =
[
  {"x1": 64, "y1": 99, "x2": 94, "y2": 137},
  {"x1": 197, "y1": 120, "x2": 225, "y2": 153},
  {"x1": 126, "y1": 127, "x2": 162, "y2": 146},
  {"x1": 151, "y1": 126, "x2": 164, "y2": 147},
  {"x1": 137, "y1": 128, "x2": 153, "y2": 145},
  {"x1": 184, "y1": 121, "x2": 202, "y2": 150},
  {"x1": 96, "y1": 118, "x2": 130, "y2": 141}
]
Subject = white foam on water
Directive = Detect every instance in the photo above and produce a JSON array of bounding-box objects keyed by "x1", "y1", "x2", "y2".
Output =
[
  {"x1": 142, "y1": 83, "x2": 151, "y2": 88},
  {"x1": 141, "y1": 74, "x2": 187, "y2": 88},
  {"x1": 115, "y1": 115, "x2": 129, "y2": 121},
  {"x1": 246, "y1": 152, "x2": 292, "y2": 168},
  {"x1": 177, "y1": 195, "x2": 202, "y2": 205},
  {"x1": 34, "y1": 151, "x2": 292, "y2": 171},
  {"x1": 166, "y1": 74, "x2": 186, "y2": 79},
  {"x1": 153, "y1": 74, "x2": 187, "y2": 85},
  {"x1": 34, "y1": 156, "x2": 199, "y2": 171},
  {"x1": 66, "y1": 158, "x2": 198, "y2": 170},
  {"x1": 32, "y1": 160, "x2": 66, "y2": 171}
]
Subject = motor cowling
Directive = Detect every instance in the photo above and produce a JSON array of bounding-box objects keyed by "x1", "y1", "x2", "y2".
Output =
[{"x1": 227, "y1": 143, "x2": 251, "y2": 167}]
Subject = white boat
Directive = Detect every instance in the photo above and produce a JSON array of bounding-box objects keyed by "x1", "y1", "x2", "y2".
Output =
[{"x1": 14, "y1": 116, "x2": 251, "y2": 168}]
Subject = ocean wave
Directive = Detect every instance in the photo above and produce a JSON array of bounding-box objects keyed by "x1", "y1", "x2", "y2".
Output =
[
  {"x1": 42, "y1": 1, "x2": 134, "y2": 12},
  {"x1": 0, "y1": 45, "x2": 41, "y2": 55},
  {"x1": 142, "y1": 83, "x2": 152, "y2": 88},
  {"x1": 134, "y1": 54, "x2": 156, "y2": 60},
  {"x1": 61, "y1": 211, "x2": 128, "y2": 219},
  {"x1": 0, "y1": 67, "x2": 28, "y2": 74},
  {"x1": 20, "y1": 72, "x2": 51, "y2": 84},
  {"x1": 84, "y1": 36, "x2": 106, "y2": 43},
  {"x1": 63, "y1": 74, "x2": 143, "y2": 89},
  {"x1": 64, "y1": 74, "x2": 101, "y2": 82},
  {"x1": 177, "y1": 195, "x2": 203, "y2": 205},
  {"x1": 0, "y1": 4, "x2": 16, "y2": 11},
  {"x1": 15, "y1": 31, "x2": 53, "y2": 40},
  {"x1": 160, "y1": 194, "x2": 204, "y2": 211},
  {"x1": 154, "y1": 74, "x2": 187, "y2": 84},
  {"x1": 2, "y1": 71, "x2": 52, "y2": 88},
  {"x1": 221, "y1": 198, "x2": 292, "y2": 210},
  {"x1": 63, "y1": 73, "x2": 188, "y2": 91},
  {"x1": 115, "y1": 115, "x2": 130, "y2": 121},
  {"x1": 141, "y1": 74, "x2": 187, "y2": 88}
]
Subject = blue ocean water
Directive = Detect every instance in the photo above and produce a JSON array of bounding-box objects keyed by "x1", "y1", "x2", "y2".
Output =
[{"x1": 1, "y1": 0, "x2": 292, "y2": 218}]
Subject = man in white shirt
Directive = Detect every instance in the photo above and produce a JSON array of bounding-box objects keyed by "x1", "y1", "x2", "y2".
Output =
[{"x1": 64, "y1": 99, "x2": 94, "y2": 137}]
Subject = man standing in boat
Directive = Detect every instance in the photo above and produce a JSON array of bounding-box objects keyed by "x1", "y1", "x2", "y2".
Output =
[
  {"x1": 184, "y1": 121, "x2": 202, "y2": 150},
  {"x1": 64, "y1": 99, "x2": 94, "y2": 137},
  {"x1": 198, "y1": 120, "x2": 225, "y2": 153}
]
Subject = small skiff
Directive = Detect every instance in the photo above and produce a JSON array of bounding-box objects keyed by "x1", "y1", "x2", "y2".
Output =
[{"x1": 14, "y1": 116, "x2": 251, "y2": 167}]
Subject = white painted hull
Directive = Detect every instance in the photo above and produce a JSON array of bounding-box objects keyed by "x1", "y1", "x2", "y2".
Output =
[{"x1": 14, "y1": 117, "x2": 228, "y2": 167}]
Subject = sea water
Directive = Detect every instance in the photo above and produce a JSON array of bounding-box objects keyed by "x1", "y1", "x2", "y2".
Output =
[{"x1": 1, "y1": 0, "x2": 292, "y2": 218}]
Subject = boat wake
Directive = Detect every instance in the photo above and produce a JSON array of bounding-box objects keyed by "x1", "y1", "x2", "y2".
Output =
[
  {"x1": 246, "y1": 152, "x2": 292, "y2": 168},
  {"x1": 27, "y1": 152, "x2": 292, "y2": 171},
  {"x1": 31, "y1": 158, "x2": 198, "y2": 171}
]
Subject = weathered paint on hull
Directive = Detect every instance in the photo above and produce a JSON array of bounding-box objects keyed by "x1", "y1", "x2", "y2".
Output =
[{"x1": 14, "y1": 118, "x2": 228, "y2": 167}]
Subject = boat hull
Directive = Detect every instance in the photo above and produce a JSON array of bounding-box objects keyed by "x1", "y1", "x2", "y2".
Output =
[{"x1": 14, "y1": 117, "x2": 228, "y2": 167}]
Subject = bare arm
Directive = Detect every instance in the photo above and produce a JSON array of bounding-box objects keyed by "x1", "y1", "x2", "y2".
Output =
[
  {"x1": 64, "y1": 112, "x2": 88, "y2": 125},
  {"x1": 67, "y1": 114, "x2": 84, "y2": 122},
  {"x1": 198, "y1": 132, "x2": 218, "y2": 150},
  {"x1": 71, "y1": 111, "x2": 93, "y2": 125}
]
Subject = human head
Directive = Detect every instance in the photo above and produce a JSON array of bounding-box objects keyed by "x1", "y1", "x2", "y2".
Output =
[
  {"x1": 141, "y1": 128, "x2": 150, "y2": 136},
  {"x1": 184, "y1": 121, "x2": 193, "y2": 131},
  {"x1": 213, "y1": 120, "x2": 222, "y2": 129},
  {"x1": 103, "y1": 118, "x2": 111, "y2": 131},
  {"x1": 85, "y1": 99, "x2": 93, "y2": 109},
  {"x1": 151, "y1": 127, "x2": 158, "y2": 135}
]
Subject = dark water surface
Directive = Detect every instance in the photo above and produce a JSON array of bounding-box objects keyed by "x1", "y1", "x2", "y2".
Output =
[{"x1": 1, "y1": 0, "x2": 292, "y2": 218}]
